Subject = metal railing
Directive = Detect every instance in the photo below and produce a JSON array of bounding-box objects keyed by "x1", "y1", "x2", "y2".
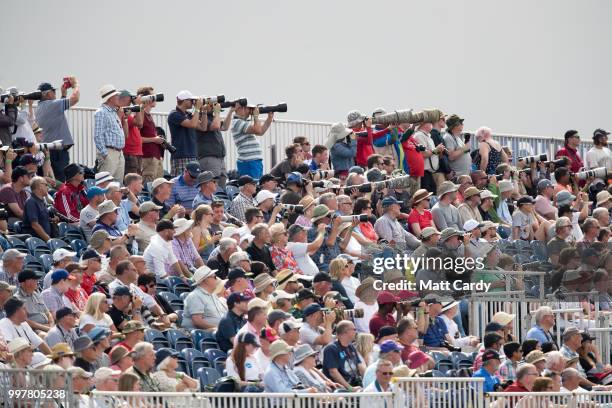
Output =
[
  {"x1": 393, "y1": 377, "x2": 485, "y2": 408},
  {"x1": 88, "y1": 390, "x2": 396, "y2": 408},
  {"x1": 64, "y1": 107, "x2": 594, "y2": 172},
  {"x1": 485, "y1": 391, "x2": 612, "y2": 407},
  {"x1": 0, "y1": 368, "x2": 76, "y2": 407}
]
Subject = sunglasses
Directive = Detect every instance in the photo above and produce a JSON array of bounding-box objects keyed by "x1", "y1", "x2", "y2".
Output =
[{"x1": 379, "y1": 371, "x2": 394, "y2": 376}]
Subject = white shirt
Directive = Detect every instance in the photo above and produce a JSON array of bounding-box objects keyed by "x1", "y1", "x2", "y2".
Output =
[
  {"x1": 414, "y1": 130, "x2": 438, "y2": 171},
  {"x1": 0, "y1": 318, "x2": 43, "y2": 349},
  {"x1": 439, "y1": 313, "x2": 472, "y2": 348},
  {"x1": 143, "y1": 234, "x2": 178, "y2": 279},
  {"x1": 13, "y1": 110, "x2": 36, "y2": 143},
  {"x1": 286, "y1": 242, "x2": 318, "y2": 276},
  {"x1": 585, "y1": 146, "x2": 612, "y2": 170},
  {"x1": 341, "y1": 276, "x2": 361, "y2": 305},
  {"x1": 226, "y1": 353, "x2": 263, "y2": 381},
  {"x1": 108, "y1": 279, "x2": 157, "y2": 309},
  {"x1": 78, "y1": 314, "x2": 113, "y2": 330},
  {"x1": 354, "y1": 301, "x2": 378, "y2": 333},
  {"x1": 254, "y1": 349, "x2": 270, "y2": 373}
]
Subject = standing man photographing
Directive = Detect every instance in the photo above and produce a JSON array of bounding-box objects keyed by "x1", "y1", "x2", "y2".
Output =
[
  {"x1": 94, "y1": 85, "x2": 127, "y2": 182},
  {"x1": 168, "y1": 91, "x2": 207, "y2": 177},
  {"x1": 231, "y1": 103, "x2": 274, "y2": 180}
]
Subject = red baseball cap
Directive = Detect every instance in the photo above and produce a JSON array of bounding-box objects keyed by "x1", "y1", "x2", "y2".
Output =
[{"x1": 377, "y1": 291, "x2": 399, "y2": 305}]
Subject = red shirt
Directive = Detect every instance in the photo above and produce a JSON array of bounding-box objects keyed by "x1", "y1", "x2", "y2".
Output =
[
  {"x1": 123, "y1": 115, "x2": 143, "y2": 156},
  {"x1": 65, "y1": 286, "x2": 88, "y2": 311},
  {"x1": 504, "y1": 382, "x2": 529, "y2": 392},
  {"x1": 53, "y1": 182, "x2": 89, "y2": 222},
  {"x1": 402, "y1": 135, "x2": 425, "y2": 177},
  {"x1": 400, "y1": 342, "x2": 419, "y2": 364},
  {"x1": 141, "y1": 113, "x2": 163, "y2": 159},
  {"x1": 354, "y1": 126, "x2": 389, "y2": 167},
  {"x1": 81, "y1": 272, "x2": 97, "y2": 296},
  {"x1": 555, "y1": 146, "x2": 583, "y2": 173},
  {"x1": 407, "y1": 209, "x2": 433, "y2": 234},
  {"x1": 358, "y1": 222, "x2": 378, "y2": 242},
  {"x1": 113, "y1": 341, "x2": 133, "y2": 352},
  {"x1": 369, "y1": 312, "x2": 396, "y2": 338}
]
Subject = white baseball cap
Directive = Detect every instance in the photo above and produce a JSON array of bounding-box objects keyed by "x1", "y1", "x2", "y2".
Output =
[
  {"x1": 176, "y1": 90, "x2": 197, "y2": 101},
  {"x1": 94, "y1": 171, "x2": 114, "y2": 186},
  {"x1": 255, "y1": 190, "x2": 276, "y2": 205},
  {"x1": 463, "y1": 219, "x2": 482, "y2": 232},
  {"x1": 52, "y1": 248, "x2": 77, "y2": 263}
]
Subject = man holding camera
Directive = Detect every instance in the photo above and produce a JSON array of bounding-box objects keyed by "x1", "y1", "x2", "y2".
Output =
[
  {"x1": 197, "y1": 102, "x2": 234, "y2": 188},
  {"x1": 168, "y1": 91, "x2": 207, "y2": 177},
  {"x1": 120, "y1": 90, "x2": 145, "y2": 175},
  {"x1": 94, "y1": 85, "x2": 127, "y2": 182},
  {"x1": 231, "y1": 103, "x2": 274, "y2": 179},
  {"x1": 444, "y1": 115, "x2": 472, "y2": 177},
  {"x1": 35, "y1": 77, "x2": 80, "y2": 181},
  {"x1": 0, "y1": 93, "x2": 18, "y2": 147},
  {"x1": 138, "y1": 87, "x2": 164, "y2": 183}
]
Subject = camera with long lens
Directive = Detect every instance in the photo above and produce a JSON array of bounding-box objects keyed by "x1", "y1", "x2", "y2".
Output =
[
  {"x1": 574, "y1": 167, "x2": 608, "y2": 181},
  {"x1": 281, "y1": 204, "x2": 304, "y2": 214},
  {"x1": 349, "y1": 174, "x2": 412, "y2": 194},
  {"x1": 517, "y1": 154, "x2": 548, "y2": 165},
  {"x1": 18, "y1": 91, "x2": 42, "y2": 101},
  {"x1": 338, "y1": 214, "x2": 369, "y2": 223},
  {"x1": 545, "y1": 157, "x2": 569, "y2": 168},
  {"x1": 201, "y1": 95, "x2": 225, "y2": 105},
  {"x1": 139, "y1": 93, "x2": 164, "y2": 104},
  {"x1": 123, "y1": 105, "x2": 141, "y2": 113},
  {"x1": 310, "y1": 170, "x2": 335, "y2": 181},
  {"x1": 372, "y1": 108, "x2": 443, "y2": 126},
  {"x1": 159, "y1": 135, "x2": 177, "y2": 154},
  {"x1": 322, "y1": 307, "x2": 364, "y2": 323},
  {"x1": 256, "y1": 103, "x2": 287, "y2": 114},
  {"x1": 221, "y1": 98, "x2": 248, "y2": 109},
  {"x1": 0, "y1": 87, "x2": 18, "y2": 103},
  {"x1": 416, "y1": 145, "x2": 427, "y2": 152},
  {"x1": 36, "y1": 140, "x2": 63, "y2": 151}
]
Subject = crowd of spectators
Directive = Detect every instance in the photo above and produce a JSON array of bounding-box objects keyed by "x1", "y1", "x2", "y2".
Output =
[{"x1": 0, "y1": 78, "x2": 611, "y2": 406}]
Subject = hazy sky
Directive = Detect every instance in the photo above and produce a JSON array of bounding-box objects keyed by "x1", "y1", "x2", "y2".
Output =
[{"x1": 2, "y1": 0, "x2": 611, "y2": 138}]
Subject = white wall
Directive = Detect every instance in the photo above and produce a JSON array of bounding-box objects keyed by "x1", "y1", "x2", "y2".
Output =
[{"x1": 2, "y1": 0, "x2": 611, "y2": 138}]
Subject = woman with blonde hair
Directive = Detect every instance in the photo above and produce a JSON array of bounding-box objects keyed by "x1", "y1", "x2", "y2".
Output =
[
  {"x1": 355, "y1": 332, "x2": 375, "y2": 366},
  {"x1": 191, "y1": 204, "x2": 219, "y2": 259},
  {"x1": 79, "y1": 292, "x2": 116, "y2": 333},
  {"x1": 329, "y1": 257, "x2": 360, "y2": 306},
  {"x1": 269, "y1": 223, "x2": 302, "y2": 273}
]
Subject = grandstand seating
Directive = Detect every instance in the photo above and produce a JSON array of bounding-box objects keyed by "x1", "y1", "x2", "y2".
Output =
[
  {"x1": 70, "y1": 239, "x2": 88, "y2": 256},
  {"x1": 47, "y1": 238, "x2": 72, "y2": 252},
  {"x1": 191, "y1": 329, "x2": 219, "y2": 352},
  {"x1": 165, "y1": 329, "x2": 193, "y2": 351},
  {"x1": 197, "y1": 367, "x2": 221, "y2": 391},
  {"x1": 158, "y1": 292, "x2": 184, "y2": 312},
  {"x1": 181, "y1": 348, "x2": 209, "y2": 377},
  {"x1": 144, "y1": 328, "x2": 171, "y2": 350}
]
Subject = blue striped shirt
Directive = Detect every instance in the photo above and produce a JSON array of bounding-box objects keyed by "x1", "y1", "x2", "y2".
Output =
[
  {"x1": 94, "y1": 104, "x2": 125, "y2": 156},
  {"x1": 231, "y1": 116, "x2": 263, "y2": 161},
  {"x1": 167, "y1": 175, "x2": 199, "y2": 211}
]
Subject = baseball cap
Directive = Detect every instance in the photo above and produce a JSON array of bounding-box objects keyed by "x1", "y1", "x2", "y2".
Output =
[
  {"x1": 255, "y1": 190, "x2": 276, "y2": 205},
  {"x1": 259, "y1": 174, "x2": 279, "y2": 185},
  {"x1": 67, "y1": 367, "x2": 93, "y2": 379},
  {"x1": 38, "y1": 82, "x2": 55, "y2": 92},
  {"x1": 139, "y1": 201, "x2": 163, "y2": 215},
  {"x1": 379, "y1": 340, "x2": 404, "y2": 354},
  {"x1": 381, "y1": 196, "x2": 401, "y2": 208},
  {"x1": 296, "y1": 289, "x2": 316, "y2": 302},
  {"x1": 226, "y1": 292, "x2": 251, "y2": 309},
  {"x1": 302, "y1": 303, "x2": 322, "y2": 318},
  {"x1": 236, "y1": 332, "x2": 259, "y2": 347},
  {"x1": 185, "y1": 162, "x2": 201, "y2": 178},
  {"x1": 313, "y1": 272, "x2": 332, "y2": 283},
  {"x1": 86, "y1": 186, "x2": 108, "y2": 200},
  {"x1": 19, "y1": 154, "x2": 36, "y2": 166},
  {"x1": 268, "y1": 309, "x2": 291, "y2": 327},
  {"x1": 377, "y1": 291, "x2": 399, "y2": 305},
  {"x1": 286, "y1": 172, "x2": 303, "y2": 185},
  {"x1": 279, "y1": 320, "x2": 302, "y2": 336},
  {"x1": 155, "y1": 348, "x2": 179, "y2": 367},
  {"x1": 238, "y1": 175, "x2": 256, "y2": 186},
  {"x1": 176, "y1": 90, "x2": 197, "y2": 101},
  {"x1": 80, "y1": 249, "x2": 102, "y2": 263},
  {"x1": 376, "y1": 326, "x2": 399, "y2": 342},
  {"x1": 113, "y1": 286, "x2": 132, "y2": 297},
  {"x1": 53, "y1": 248, "x2": 77, "y2": 263},
  {"x1": 517, "y1": 196, "x2": 535, "y2": 206},
  {"x1": 93, "y1": 367, "x2": 121, "y2": 382},
  {"x1": 151, "y1": 177, "x2": 174, "y2": 191},
  {"x1": 55, "y1": 307, "x2": 77, "y2": 321},
  {"x1": 463, "y1": 219, "x2": 483, "y2": 232},
  {"x1": 51, "y1": 269, "x2": 70, "y2": 284}
]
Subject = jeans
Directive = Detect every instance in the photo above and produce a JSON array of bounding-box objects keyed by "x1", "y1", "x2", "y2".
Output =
[
  {"x1": 237, "y1": 159, "x2": 263, "y2": 180},
  {"x1": 50, "y1": 149, "x2": 70, "y2": 182}
]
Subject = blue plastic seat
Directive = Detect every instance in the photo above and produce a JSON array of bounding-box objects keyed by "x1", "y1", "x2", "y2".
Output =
[
  {"x1": 225, "y1": 185, "x2": 239, "y2": 200},
  {"x1": 47, "y1": 238, "x2": 71, "y2": 252},
  {"x1": 7, "y1": 237, "x2": 29, "y2": 254},
  {"x1": 197, "y1": 367, "x2": 221, "y2": 391},
  {"x1": 144, "y1": 329, "x2": 171, "y2": 350},
  {"x1": 203, "y1": 349, "x2": 227, "y2": 366},
  {"x1": 0, "y1": 235, "x2": 9, "y2": 251},
  {"x1": 70, "y1": 239, "x2": 88, "y2": 257},
  {"x1": 25, "y1": 237, "x2": 50, "y2": 255},
  {"x1": 181, "y1": 348, "x2": 209, "y2": 377},
  {"x1": 39, "y1": 254, "x2": 54, "y2": 272},
  {"x1": 165, "y1": 329, "x2": 193, "y2": 352},
  {"x1": 24, "y1": 254, "x2": 45, "y2": 273},
  {"x1": 192, "y1": 330, "x2": 218, "y2": 352},
  {"x1": 12, "y1": 221, "x2": 23, "y2": 234},
  {"x1": 158, "y1": 291, "x2": 184, "y2": 312}
]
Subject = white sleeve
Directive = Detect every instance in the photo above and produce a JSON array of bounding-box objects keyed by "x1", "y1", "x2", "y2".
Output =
[
  {"x1": 24, "y1": 324, "x2": 43, "y2": 348},
  {"x1": 287, "y1": 242, "x2": 307, "y2": 257}
]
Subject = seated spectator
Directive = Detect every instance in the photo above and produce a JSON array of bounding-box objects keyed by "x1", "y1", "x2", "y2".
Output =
[
  {"x1": 397, "y1": 317, "x2": 420, "y2": 364},
  {"x1": 322, "y1": 320, "x2": 365, "y2": 389},
  {"x1": 41, "y1": 269, "x2": 73, "y2": 315},
  {"x1": 42, "y1": 248, "x2": 77, "y2": 290},
  {"x1": 151, "y1": 348, "x2": 199, "y2": 392},
  {"x1": 406, "y1": 350, "x2": 435, "y2": 374},
  {"x1": 0, "y1": 166, "x2": 30, "y2": 224},
  {"x1": 216, "y1": 292, "x2": 249, "y2": 353},
  {"x1": 300, "y1": 303, "x2": 334, "y2": 357},
  {"x1": 412, "y1": 227, "x2": 441, "y2": 258},
  {"x1": 64, "y1": 263, "x2": 89, "y2": 312},
  {"x1": 374, "y1": 197, "x2": 420, "y2": 249},
  {"x1": 105, "y1": 182, "x2": 138, "y2": 232},
  {"x1": 115, "y1": 320, "x2": 146, "y2": 352},
  {"x1": 72, "y1": 335, "x2": 98, "y2": 372},
  {"x1": 226, "y1": 332, "x2": 264, "y2": 391},
  {"x1": 207, "y1": 238, "x2": 238, "y2": 280},
  {"x1": 431, "y1": 181, "x2": 461, "y2": 231},
  {"x1": 274, "y1": 269, "x2": 300, "y2": 295},
  {"x1": 109, "y1": 345, "x2": 133, "y2": 372},
  {"x1": 369, "y1": 291, "x2": 399, "y2": 339},
  {"x1": 525, "y1": 350, "x2": 547, "y2": 375},
  {"x1": 362, "y1": 359, "x2": 396, "y2": 393},
  {"x1": 77, "y1": 251, "x2": 101, "y2": 296},
  {"x1": 252, "y1": 273, "x2": 277, "y2": 301},
  {"x1": 439, "y1": 300, "x2": 479, "y2": 348},
  {"x1": 526, "y1": 306, "x2": 556, "y2": 346},
  {"x1": 171, "y1": 218, "x2": 204, "y2": 277},
  {"x1": 22, "y1": 175, "x2": 55, "y2": 241},
  {"x1": 246, "y1": 224, "x2": 276, "y2": 272},
  {"x1": 167, "y1": 162, "x2": 201, "y2": 213},
  {"x1": 88, "y1": 326, "x2": 112, "y2": 370},
  {"x1": 294, "y1": 195, "x2": 315, "y2": 228},
  {"x1": 54, "y1": 163, "x2": 88, "y2": 223},
  {"x1": 108, "y1": 286, "x2": 143, "y2": 331},
  {"x1": 362, "y1": 340, "x2": 403, "y2": 387},
  {"x1": 407, "y1": 189, "x2": 435, "y2": 236},
  {"x1": 8, "y1": 338, "x2": 34, "y2": 374},
  {"x1": 473, "y1": 332, "x2": 504, "y2": 371},
  {"x1": 0, "y1": 297, "x2": 50, "y2": 354},
  {"x1": 293, "y1": 344, "x2": 339, "y2": 392},
  {"x1": 151, "y1": 177, "x2": 184, "y2": 220},
  {"x1": 328, "y1": 257, "x2": 356, "y2": 308},
  {"x1": 191, "y1": 204, "x2": 218, "y2": 259},
  {"x1": 353, "y1": 278, "x2": 378, "y2": 334},
  {"x1": 269, "y1": 223, "x2": 302, "y2": 273},
  {"x1": 135, "y1": 201, "x2": 162, "y2": 250},
  {"x1": 125, "y1": 342, "x2": 162, "y2": 392},
  {"x1": 458, "y1": 186, "x2": 483, "y2": 227},
  {"x1": 290, "y1": 289, "x2": 316, "y2": 320},
  {"x1": 230, "y1": 176, "x2": 258, "y2": 222},
  {"x1": 270, "y1": 143, "x2": 304, "y2": 181},
  {"x1": 498, "y1": 342, "x2": 522, "y2": 381},
  {"x1": 15, "y1": 270, "x2": 53, "y2": 333},
  {"x1": 0, "y1": 249, "x2": 26, "y2": 287},
  {"x1": 48, "y1": 342, "x2": 76, "y2": 369},
  {"x1": 143, "y1": 220, "x2": 183, "y2": 280},
  {"x1": 182, "y1": 265, "x2": 228, "y2": 330},
  {"x1": 45, "y1": 307, "x2": 79, "y2": 349},
  {"x1": 560, "y1": 367, "x2": 591, "y2": 395},
  {"x1": 79, "y1": 292, "x2": 116, "y2": 333},
  {"x1": 505, "y1": 363, "x2": 538, "y2": 394},
  {"x1": 264, "y1": 339, "x2": 315, "y2": 393},
  {"x1": 192, "y1": 172, "x2": 220, "y2": 209},
  {"x1": 472, "y1": 349, "x2": 502, "y2": 392}
]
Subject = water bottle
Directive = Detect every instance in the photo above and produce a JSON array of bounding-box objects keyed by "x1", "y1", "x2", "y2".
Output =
[{"x1": 132, "y1": 239, "x2": 139, "y2": 256}]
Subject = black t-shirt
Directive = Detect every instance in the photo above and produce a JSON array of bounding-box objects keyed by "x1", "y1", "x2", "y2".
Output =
[
  {"x1": 73, "y1": 357, "x2": 94, "y2": 373},
  {"x1": 108, "y1": 305, "x2": 130, "y2": 329},
  {"x1": 215, "y1": 311, "x2": 246, "y2": 352},
  {"x1": 322, "y1": 341, "x2": 363, "y2": 386},
  {"x1": 196, "y1": 113, "x2": 226, "y2": 159},
  {"x1": 207, "y1": 253, "x2": 230, "y2": 280},
  {"x1": 246, "y1": 242, "x2": 276, "y2": 272}
]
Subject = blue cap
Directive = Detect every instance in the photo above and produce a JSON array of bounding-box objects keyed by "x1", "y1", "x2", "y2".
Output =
[
  {"x1": 349, "y1": 166, "x2": 364, "y2": 175},
  {"x1": 286, "y1": 172, "x2": 303, "y2": 185},
  {"x1": 155, "y1": 348, "x2": 179, "y2": 367},
  {"x1": 379, "y1": 340, "x2": 404, "y2": 354},
  {"x1": 381, "y1": 196, "x2": 401, "y2": 207},
  {"x1": 185, "y1": 162, "x2": 202, "y2": 178},
  {"x1": 227, "y1": 292, "x2": 251, "y2": 309},
  {"x1": 38, "y1": 82, "x2": 55, "y2": 92},
  {"x1": 537, "y1": 179, "x2": 553, "y2": 191},
  {"x1": 51, "y1": 269, "x2": 69, "y2": 284},
  {"x1": 86, "y1": 186, "x2": 108, "y2": 200},
  {"x1": 556, "y1": 190, "x2": 576, "y2": 207},
  {"x1": 303, "y1": 303, "x2": 322, "y2": 318},
  {"x1": 87, "y1": 326, "x2": 111, "y2": 344}
]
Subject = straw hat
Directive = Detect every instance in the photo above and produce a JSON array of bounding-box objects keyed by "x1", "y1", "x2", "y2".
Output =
[
  {"x1": 269, "y1": 340, "x2": 293, "y2": 360},
  {"x1": 410, "y1": 189, "x2": 433, "y2": 206},
  {"x1": 463, "y1": 187, "x2": 481, "y2": 200},
  {"x1": 173, "y1": 218, "x2": 194, "y2": 236},
  {"x1": 355, "y1": 277, "x2": 377, "y2": 303},
  {"x1": 253, "y1": 273, "x2": 277, "y2": 294}
]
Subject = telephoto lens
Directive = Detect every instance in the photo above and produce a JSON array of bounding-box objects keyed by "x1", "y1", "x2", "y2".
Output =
[
  {"x1": 19, "y1": 91, "x2": 43, "y2": 101},
  {"x1": 203, "y1": 95, "x2": 225, "y2": 104},
  {"x1": 123, "y1": 105, "x2": 141, "y2": 113},
  {"x1": 257, "y1": 103, "x2": 287, "y2": 114},
  {"x1": 221, "y1": 98, "x2": 248, "y2": 109},
  {"x1": 517, "y1": 154, "x2": 547, "y2": 164},
  {"x1": 140, "y1": 93, "x2": 164, "y2": 103}
]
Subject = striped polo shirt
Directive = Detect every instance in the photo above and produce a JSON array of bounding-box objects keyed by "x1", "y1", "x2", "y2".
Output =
[{"x1": 231, "y1": 116, "x2": 263, "y2": 162}]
